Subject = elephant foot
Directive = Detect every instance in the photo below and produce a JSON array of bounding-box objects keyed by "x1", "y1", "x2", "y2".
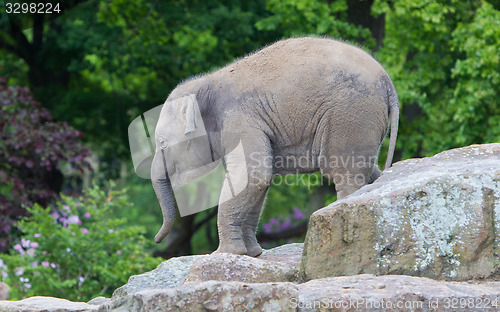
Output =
[
  {"x1": 213, "y1": 240, "x2": 247, "y2": 255},
  {"x1": 246, "y1": 243, "x2": 263, "y2": 257},
  {"x1": 242, "y1": 232, "x2": 263, "y2": 257}
]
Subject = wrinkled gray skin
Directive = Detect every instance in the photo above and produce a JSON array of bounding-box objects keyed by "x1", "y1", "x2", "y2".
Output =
[{"x1": 151, "y1": 37, "x2": 399, "y2": 257}]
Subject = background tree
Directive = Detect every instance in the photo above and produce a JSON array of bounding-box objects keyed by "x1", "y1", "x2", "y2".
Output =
[{"x1": 0, "y1": 75, "x2": 90, "y2": 252}]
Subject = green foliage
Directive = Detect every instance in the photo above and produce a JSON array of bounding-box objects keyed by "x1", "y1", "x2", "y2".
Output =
[
  {"x1": 191, "y1": 209, "x2": 219, "y2": 254},
  {"x1": 376, "y1": 0, "x2": 500, "y2": 157},
  {"x1": 256, "y1": 0, "x2": 374, "y2": 47},
  {"x1": 450, "y1": 1, "x2": 500, "y2": 144},
  {"x1": 0, "y1": 184, "x2": 162, "y2": 301},
  {"x1": 114, "y1": 174, "x2": 162, "y2": 241}
]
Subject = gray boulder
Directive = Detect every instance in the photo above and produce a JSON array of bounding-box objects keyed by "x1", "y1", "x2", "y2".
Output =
[
  {"x1": 0, "y1": 297, "x2": 98, "y2": 312},
  {"x1": 99, "y1": 281, "x2": 298, "y2": 312},
  {"x1": 112, "y1": 244, "x2": 302, "y2": 299},
  {"x1": 185, "y1": 252, "x2": 298, "y2": 283},
  {"x1": 3, "y1": 275, "x2": 500, "y2": 312},
  {"x1": 112, "y1": 255, "x2": 201, "y2": 298},
  {"x1": 297, "y1": 274, "x2": 500, "y2": 312},
  {"x1": 258, "y1": 243, "x2": 303, "y2": 268},
  {"x1": 301, "y1": 144, "x2": 500, "y2": 281}
]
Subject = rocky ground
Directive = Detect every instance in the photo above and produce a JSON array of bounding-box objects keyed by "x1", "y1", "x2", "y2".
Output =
[{"x1": 0, "y1": 144, "x2": 499, "y2": 311}]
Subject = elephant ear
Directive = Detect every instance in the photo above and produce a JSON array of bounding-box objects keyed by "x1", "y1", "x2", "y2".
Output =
[
  {"x1": 128, "y1": 104, "x2": 163, "y2": 179},
  {"x1": 183, "y1": 94, "x2": 198, "y2": 134}
]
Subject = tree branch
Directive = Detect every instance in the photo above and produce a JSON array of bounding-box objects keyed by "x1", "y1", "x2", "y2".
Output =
[
  {"x1": 32, "y1": 14, "x2": 44, "y2": 52},
  {"x1": 193, "y1": 207, "x2": 218, "y2": 233},
  {"x1": 257, "y1": 220, "x2": 308, "y2": 241},
  {"x1": 7, "y1": 16, "x2": 33, "y2": 63}
]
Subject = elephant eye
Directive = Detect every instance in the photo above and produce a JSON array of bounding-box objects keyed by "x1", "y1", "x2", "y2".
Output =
[{"x1": 159, "y1": 136, "x2": 167, "y2": 150}]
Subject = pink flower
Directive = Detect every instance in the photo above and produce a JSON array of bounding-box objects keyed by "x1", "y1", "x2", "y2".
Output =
[
  {"x1": 34, "y1": 233, "x2": 42, "y2": 238},
  {"x1": 50, "y1": 263, "x2": 57, "y2": 269},
  {"x1": 293, "y1": 208, "x2": 305, "y2": 220},
  {"x1": 116, "y1": 250, "x2": 121, "y2": 255},
  {"x1": 14, "y1": 267, "x2": 24, "y2": 276},
  {"x1": 81, "y1": 228, "x2": 89, "y2": 235},
  {"x1": 281, "y1": 220, "x2": 292, "y2": 230},
  {"x1": 62, "y1": 205, "x2": 70, "y2": 212},
  {"x1": 30, "y1": 242, "x2": 39, "y2": 248},
  {"x1": 263, "y1": 223, "x2": 272, "y2": 234},
  {"x1": 13, "y1": 243, "x2": 25, "y2": 256},
  {"x1": 21, "y1": 238, "x2": 31, "y2": 248},
  {"x1": 65, "y1": 215, "x2": 81, "y2": 226},
  {"x1": 84, "y1": 212, "x2": 91, "y2": 219},
  {"x1": 41, "y1": 261, "x2": 50, "y2": 268},
  {"x1": 50, "y1": 211, "x2": 60, "y2": 220}
]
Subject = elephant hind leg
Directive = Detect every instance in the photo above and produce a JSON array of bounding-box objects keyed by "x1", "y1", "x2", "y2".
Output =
[
  {"x1": 242, "y1": 189, "x2": 268, "y2": 257},
  {"x1": 320, "y1": 153, "x2": 377, "y2": 199}
]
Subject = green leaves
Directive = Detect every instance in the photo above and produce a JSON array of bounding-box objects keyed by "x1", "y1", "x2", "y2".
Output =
[
  {"x1": 376, "y1": 0, "x2": 499, "y2": 158},
  {"x1": 255, "y1": 0, "x2": 370, "y2": 45},
  {"x1": 450, "y1": 1, "x2": 500, "y2": 144},
  {"x1": 0, "y1": 184, "x2": 161, "y2": 301}
]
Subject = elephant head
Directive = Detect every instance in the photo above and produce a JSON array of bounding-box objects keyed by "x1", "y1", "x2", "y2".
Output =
[
  {"x1": 150, "y1": 93, "x2": 215, "y2": 243},
  {"x1": 129, "y1": 86, "x2": 248, "y2": 244}
]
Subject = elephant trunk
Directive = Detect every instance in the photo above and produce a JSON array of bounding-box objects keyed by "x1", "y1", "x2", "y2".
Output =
[{"x1": 152, "y1": 175, "x2": 176, "y2": 243}]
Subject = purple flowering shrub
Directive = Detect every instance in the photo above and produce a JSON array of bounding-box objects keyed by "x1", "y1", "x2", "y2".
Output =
[
  {"x1": 261, "y1": 207, "x2": 305, "y2": 234},
  {"x1": 0, "y1": 184, "x2": 161, "y2": 301},
  {"x1": 260, "y1": 207, "x2": 307, "y2": 248},
  {"x1": 0, "y1": 75, "x2": 91, "y2": 252}
]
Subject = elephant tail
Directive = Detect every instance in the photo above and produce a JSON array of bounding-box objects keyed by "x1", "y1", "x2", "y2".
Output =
[{"x1": 384, "y1": 75, "x2": 399, "y2": 170}]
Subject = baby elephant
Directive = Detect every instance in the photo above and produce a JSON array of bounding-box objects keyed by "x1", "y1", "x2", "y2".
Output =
[{"x1": 151, "y1": 37, "x2": 399, "y2": 256}]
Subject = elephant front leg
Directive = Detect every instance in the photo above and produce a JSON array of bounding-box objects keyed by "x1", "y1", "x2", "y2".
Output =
[
  {"x1": 214, "y1": 140, "x2": 273, "y2": 256},
  {"x1": 215, "y1": 186, "x2": 268, "y2": 256}
]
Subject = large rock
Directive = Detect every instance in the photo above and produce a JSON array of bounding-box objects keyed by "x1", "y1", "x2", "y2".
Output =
[
  {"x1": 185, "y1": 253, "x2": 298, "y2": 283},
  {"x1": 112, "y1": 255, "x2": 201, "y2": 298},
  {"x1": 258, "y1": 243, "x2": 303, "y2": 268},
  {"x1": 99, "y1": 281, "x2": 298, "y2": 312},
  {"x1": 301, "y1": 144, "x2": 500, "y2": 281},
  {"x1": 112, "y1": 244, "x2": 302, "y2": 299},
  {"x1": 0, "y1": 297, "x2": 98, "y2": 312},
  {"x1": 297, "y1": 274, "x2": 500, "y2": 312},
  {"x1": 100, "y1": 274, "x2": 500, "y2": 312},
  {"x1": 3, "y1": 275, "x2": 500, "y2": 312}
]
